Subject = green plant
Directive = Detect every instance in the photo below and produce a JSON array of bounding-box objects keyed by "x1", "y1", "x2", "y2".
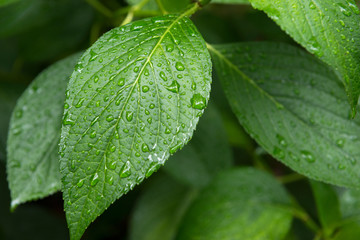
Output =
[{"x1": 2, "y1": 0, "x2": 360, "y2": 239}]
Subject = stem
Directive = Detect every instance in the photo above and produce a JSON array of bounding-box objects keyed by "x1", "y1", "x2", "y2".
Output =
[
  {"x1": 120, "y1": 0, "x2": 150, "y2": 26},
  {"x1": 85, "y1": 0, "x2": 113, "y2": 18},
  {"x1": 155, "y1": 0, "x2": 168, "y2": 14},
  {"x1": 289, "y1": 196, "x2": 320, "y2": 233}
]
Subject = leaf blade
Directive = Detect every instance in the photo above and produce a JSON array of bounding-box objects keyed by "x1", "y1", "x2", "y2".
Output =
[
  {"x1": 248, "y1": 0, "x2": 360, "y2": 114},
  {"x1": 7, "y1": 53, "x2": 81, "y2": 209},
  {"x1": 211, "y1": 42, "x2": 360, "y2": 188},
  {"x1": 60, "y1": 15, "x2": 211, "y2": 240}
]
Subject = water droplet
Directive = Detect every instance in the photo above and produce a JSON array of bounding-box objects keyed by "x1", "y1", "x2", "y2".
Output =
[
  {"x1": 108, "y1": 176, "x2": 114, "y2": 185},
  {"x1": 146, "y1": 162, "x2": 159, "y2": 178},
  {"x1": 149, "y1": 103, "x2": 155, "y2": 109},
  {"x1": 300, "y1": 150, "x2": 315, "y2": 163},
  {"x1": 338, "y1": 164, "x2": 346, "y2": 170},
  {"x1": 90, "y1": 173, "x2": 99, "y2": 186},
  {"x1": 159, "y1": 71, "x2": 167, "y2": 81},
  {"x1": 106, "y1": 115, "x2": 114, "y2": 122},
  {"x1": 89, "y1": 49, "x2": 98, "y2": 62},
  {"x1": 348, "y1": 1, "x2": 360, "y2": 14},
  {"x1": 77, "y1": 179, "x2": 84, "y2": 188},
  {"x1": 120, "y1": 161, "x2": 131, "y2": 178},
  {"x1": 166, "y1": 80, "x2": 180, "y2": 93},
  {"x1": 118, "y1": 78, "x2": 125, "y2": 86},
  {"x1": 110, "y1": 145, "x2": 116, "y2": 152},
  {"x1": 15, "y1": 109, "x2": 23, "y2": 118},
  {"x1": 109, "y1": 161, "x2": 116, "y2": 170},
  {"x1": 131, "y1": 22, "x2": 144, "y2": 31},
  {"x1": 147, "y1": 117, "x2": 152, "y2": 124},
  {"x1": 336, "y1": 139, "x2": 345, "y2": 148},
  {"x1": 74, "y1": 62, "x2": 83, "y2": 73},
  {"x1": 191, "y1": 82, "x2": 196, "y2": 90},
  {"x1": 90, "y1": 130, "x2": 96, "y2": 138},
  {"x1": 169, "y1": 141, "x2": 182, "y2": 154},
  {"x1": 165, "y1": 127, "x2": 171, "y2": 134},
  {"x1": 75, "y1": 98, "x2": 85, "y2": 108},
  {"x1": 190, "y1": 93, "x2": 206, "y2": 110},
  {"x1": 63, "y1": 112, "x2": 75, "y2": 126},
  {"x1": 276, "y1": 134, "x2": 287, "y2": 147},
  {"x1": 309, "y1": 2, "x2": 316, "y2": 9},
  {"x1": 166, "y1": 44, "x2": 174, "y2": 52},
  {"x1": 134, "y1": 66, "x2": 139, "y2": 73},
  {"x1": 142, "y1": 143, "x2": 149, "y2": 152},
  {"x1": 273, "y1": 146, "x2": 285, "y2": 159},
  {"x1": 175, "y1": 62, "x2": 185, "y2": 71},
  {"x1": 126, "y1": 111, "x2": 133, "y2": 122},
  {"x1": 142, "y1": 85, "x2": 149, "y2": 92},
  {"x1": 64, "y1": 103, "x2": 69, "y2": 109},
  {"x1": 338, "y1": 3, "x2": 352, "y2": 16}
]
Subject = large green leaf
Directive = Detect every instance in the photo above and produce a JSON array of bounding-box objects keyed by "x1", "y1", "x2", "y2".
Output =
[
  {"x1": 176, "y1": 168, "x2": 293, "y2": 240},
  {"x1": 164, "y1": 103, "x2": 233, "y2": 188},
  {"x1": 310, "y1": 181, "x2": 341, "y2": 235},
  {"x1": 248, "y1": 0, "x2": 360, "y2": 115},
  {"x1": 210, "y1": 42, "x2": 360, "y2": 188},
  {"x1": 60, "y1": 13, "x2": 211, "y2": 240},
  {"x1": 129, "y1": 173, "x2": 197, "y2": 240},
  {"x1": 7, "y1": 53, "x2": 81, "y2": 209},
  {"x1": 0, "y1": 0, "x2": 19, "y2": 7}
]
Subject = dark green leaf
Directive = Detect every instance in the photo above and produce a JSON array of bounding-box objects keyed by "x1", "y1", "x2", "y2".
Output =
[
  {"x1": 0, "y1": 0, "x2": 87, "y2": 38},
  {"x1": 129, "y1": 173, "x2": 197, "y2": 240},
  {"x1": 127, "y1": 0, "x2": 190, "y2": 13},
  {"x1": 176, "y1": 168, "x2": 293, "y2": 240},
  {"x1": 164, "y1": 103, "x2": 233, "y2": 188},
  {"x1": 0, "y1": 0, "x2": 19, "y2": 7},
  {"x1": 310, "y1": 180, "x2": 341, "y2": 233},
  {"x1": 7, "y1": 53, "x2": 81, "y2": 209},
  {"x1": 211, "y1": 0, "x2": 249, "y2": 4},
  {"x1": 210, "y1": 42, "x2": 360, "y2": 188},
  {"x1": 248, "y1": 0, "x2": 360, "y2": 115},
  {"x1": 60, "y1": 14, "x2": 211, "y2": 240}
]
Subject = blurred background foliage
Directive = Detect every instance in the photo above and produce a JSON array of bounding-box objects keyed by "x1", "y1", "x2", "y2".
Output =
[{"x1": 1, "y1": 0, "x2": 359, "y2": 239}]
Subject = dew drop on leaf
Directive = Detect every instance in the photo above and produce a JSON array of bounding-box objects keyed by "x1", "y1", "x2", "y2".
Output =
[
  {"x1": 90, "y1": 173, "x2": 100, "y2": 186},
  {"x1": 190, "y1": 93, "x2": 207, "y2": 110},
  {"x1": 175, "y1": 62, "x2": 185, "y2": 71},
  {"x1": 119, "y1": 161, "x2": 131, "y2": 178},
  {"x1": 300, "y1": 150, "x2": 315, "y2": 163},
  {"x1": 166, "y1": 80, "x2": 180, "y2": 93}
]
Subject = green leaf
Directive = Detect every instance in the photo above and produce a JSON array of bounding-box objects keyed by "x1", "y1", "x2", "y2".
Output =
[
  {"x1": 7, "y1": 53, "x2": 81, "y2": 209},
  {"x1": 0, "y1": 0, "x2": 86, "y2": 37},
  {"x1": 339, "y1": 188, "x2": 360, "y2": 219},
  {"x1": 164, "y1": 103, "x2": 233, "y2": 188},
  {"x1": 210, "y1": 42, "x2": 360, "y2": 188},
  {"x1": 0, "y1": 0, "x2": 19, "y2": 7},
  {"x1": 129, "y1": 173, "x2": 197, "y2": 240},
  {"x1": 176, "y1": 167, "x2": 293, "y2": 240},
  {"x1": 211, "y1": 0, "x2": 249, "y2": 4},
  {"x1": 248, "y1": 0, "x2": 360, "y2": 115},
  {"x1": 310, "y1": 181, "x2": 341, "y2": 233},
  {"x1": 60, "y1": 14, "x2": 211, "y2": 240},
  {"x1": 332, "y1": 222, "x2": 360, "y2": 240}
]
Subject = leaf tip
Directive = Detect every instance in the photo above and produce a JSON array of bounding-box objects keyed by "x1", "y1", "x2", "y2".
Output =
[{"x1": 10, "y1": 198, "x2": 21, "y2": 212}]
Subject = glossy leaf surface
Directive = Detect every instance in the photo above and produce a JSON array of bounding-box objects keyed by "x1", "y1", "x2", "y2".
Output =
[
  {"x1": 211, "y1": 42, "x2": 360, "y2": 188},
  {"x1": 60, "y1": 14, "x2": 211, "y2": 240},
  {"x1": 248, "y1": 0, "x2": 360, "y2": 114},
  {"x1": 7, "y1": 53, "x2": 81, "y2": 209},
  {"x1": 176, "y1": 168, "x2": 293, "y2": 240}
]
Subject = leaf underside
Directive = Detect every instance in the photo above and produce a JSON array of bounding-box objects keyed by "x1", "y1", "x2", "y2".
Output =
[
  {"x1": 249, "y1": 0, "x2": 360, "y2": 115},
  {"x1": 60, "y1": 14, "x2": 211, "y2": 240},
  {"x1": 211, "y1": 42, "x2": 360, "y2": 188},
  {"x1": 7, "y1": 53, "x2": 81, "y2": 209}
]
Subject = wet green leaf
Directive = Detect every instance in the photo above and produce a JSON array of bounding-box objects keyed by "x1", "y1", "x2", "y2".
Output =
[
  {"x1": 129, "y1": 173, "x2": 197, "y2": 240},
  {"x1": 164, "y1": 103, "x2": 233, "y2": 188},
  {"x1": 249, "y1": 0, "x2": 360, "y2": 115},
  {"x1": 60, "y1": 14, "x2": 211, "y2": 240},
  {"x1": 211, "y1": 42, "x2": 360, "y2": 188},
  {"x1": 176, "y1": 168, "x2": 293, "y2": 240},
  {"x1": 310, "y1": 181, "x2": 341, "y2": 233},
  {"x1": 7, "y1": 53, "x2": 81, "y2": 209}
]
